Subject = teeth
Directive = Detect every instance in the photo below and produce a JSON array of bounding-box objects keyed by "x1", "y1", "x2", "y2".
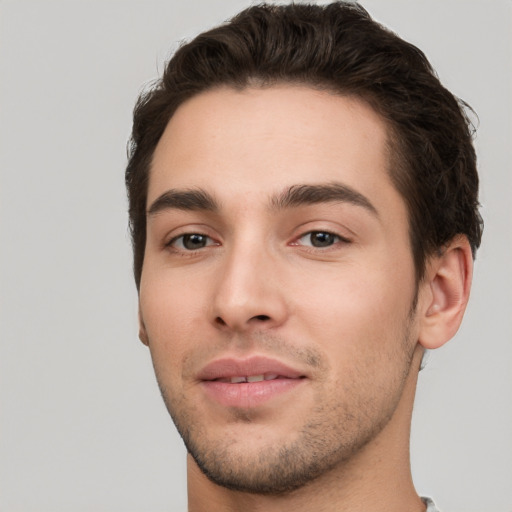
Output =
[
  {"x1": 247, "y1": 375, "x2": 264, "y2": 382},
  {"x1": 225, "y1": 374, "x2": 281, "y2": 383}
]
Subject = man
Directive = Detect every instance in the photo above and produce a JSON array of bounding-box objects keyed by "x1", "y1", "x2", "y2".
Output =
[{"x1": 126, "y1": 2, "x2": 482, "y2": 511}]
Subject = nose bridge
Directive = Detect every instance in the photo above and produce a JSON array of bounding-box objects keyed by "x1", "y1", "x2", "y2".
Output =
[{"x1": 212, "y1": 233, "x2": 286, "y2": 331}]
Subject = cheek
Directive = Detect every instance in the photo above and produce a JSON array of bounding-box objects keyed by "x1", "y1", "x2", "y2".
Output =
[
  {"x1": 295, "y1": 270, "x2": 416, "y2": 412},
  {"x1": 139, "y1": 270, "x2": 210, "y2": 371},
  {"x1": 292, "y1": 260, "x2": 414, "y2": 358}
]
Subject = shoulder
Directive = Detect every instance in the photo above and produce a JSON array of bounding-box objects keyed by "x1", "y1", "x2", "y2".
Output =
[{"x1": 422, "y1": 496, "x2": 443, "y2": 512}]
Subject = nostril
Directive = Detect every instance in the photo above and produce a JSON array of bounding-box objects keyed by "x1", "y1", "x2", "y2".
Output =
[
  {"x1": 253, "y1": 315, "x2": 271, "y2": 321},
  {"x1": 214, "y1": 314, "x2": 271, "y2": 328}
]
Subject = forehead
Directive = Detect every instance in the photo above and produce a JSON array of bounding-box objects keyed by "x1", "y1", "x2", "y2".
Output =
[{"x1": 149, "y1": 85, "x2": 401, "y2": 216}]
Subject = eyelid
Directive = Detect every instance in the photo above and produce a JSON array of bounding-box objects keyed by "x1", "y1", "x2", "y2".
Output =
[
  {"x1": 290, "y1": 228, "x2": 352, "y2": 247},
  {"x1": 167, "y1": 233, "x2": 217, "y2": 248},
  {"x1": 162, "y1": 225, "x2": 222, "y2": 256},
  {"x1": 303, "y1": 231, "x2": 344, "y2": 243}
]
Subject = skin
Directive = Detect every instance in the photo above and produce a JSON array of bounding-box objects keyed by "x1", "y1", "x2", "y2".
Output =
[{"x1": 138, "y1": 85, "x2": 473, "y2": 512}]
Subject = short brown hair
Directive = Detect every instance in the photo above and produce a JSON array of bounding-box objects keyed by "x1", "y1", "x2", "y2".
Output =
[{"x1": 126, "y1": 2, "x2": 483, "y2": 289}]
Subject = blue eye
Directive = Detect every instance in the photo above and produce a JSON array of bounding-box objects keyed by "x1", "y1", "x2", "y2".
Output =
[
  {"x1": 298, "y1": 231, "x2": 341, "y2": 248},
  {"x1": 171, "y1": 234, "x2": 214, "y2": 250}
]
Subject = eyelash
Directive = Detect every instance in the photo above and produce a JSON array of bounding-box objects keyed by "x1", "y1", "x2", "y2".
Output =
[
  {"x1": 293, "y1": 230, "x2": 352, "y2": 249},
  {"x1": 166, "y1": 233, "x2": 218, "y2": 253},
  {"x1": 166, "y1": 229, "x2": 351, "y2": 254}
]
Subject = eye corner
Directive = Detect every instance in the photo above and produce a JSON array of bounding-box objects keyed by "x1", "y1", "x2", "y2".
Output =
[
  {"x1": 294, "y1": 230, "x2": 351, "y2": 249},
  {"x1": 165, "y1": 232, "x2": 220, "y2": 253}
]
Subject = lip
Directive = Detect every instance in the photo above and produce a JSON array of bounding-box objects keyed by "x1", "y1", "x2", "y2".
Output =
[
  {"x1": 198, "y1": 356, "x2": 307, "y2": 408},
  {"x1": 198, "y1": 355, "x2": 306, "y2": 381}
]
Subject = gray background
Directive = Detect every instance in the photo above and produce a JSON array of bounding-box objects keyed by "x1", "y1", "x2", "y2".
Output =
[{"x1": 1, "y1": 1, "x2": 510, "y2": 511}]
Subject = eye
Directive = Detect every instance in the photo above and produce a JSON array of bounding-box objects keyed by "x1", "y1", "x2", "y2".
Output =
[
  {"x1": 169, "y1": 233, "x2": 216, "y2": 251},
  {"x1": 297, "y1": 231, "x2": 345, "y2": 248}
]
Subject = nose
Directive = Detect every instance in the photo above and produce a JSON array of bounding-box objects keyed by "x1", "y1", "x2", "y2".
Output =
[{"x1": 211, "y1": 242, "x2": 288, "y2": 333}]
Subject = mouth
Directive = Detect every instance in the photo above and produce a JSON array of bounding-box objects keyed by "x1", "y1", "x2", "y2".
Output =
[
  {"x1": 198, "y1": 356, "x2": 307, "y2": 408},
  {"x1": 213, "y1": 373, "x2": 297, "y2": 383}
]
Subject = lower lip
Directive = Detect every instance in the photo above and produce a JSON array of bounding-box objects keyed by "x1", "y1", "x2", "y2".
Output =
[{"x1": 201, "y1": 378, "x2": 304, "y2": 408}]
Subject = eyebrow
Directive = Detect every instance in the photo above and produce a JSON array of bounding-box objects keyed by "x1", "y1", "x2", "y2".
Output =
[
  {"x1": 270, "y1": 183, "x2": 378, "y2": 216},
  {"x1": 147, "y1": 189, "x2": 219, "y2": 216},
  {"x1": 147, "y1": 182, "x2": 378, "y2": 217}
]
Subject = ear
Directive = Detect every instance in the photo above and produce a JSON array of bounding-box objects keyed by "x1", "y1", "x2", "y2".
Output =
[
  {"x1": 418, "y1": 235, "x2": 473, "y2": 350},
  {"x1": 138, "y1": 306, "x2": 150, "y2": 347}
]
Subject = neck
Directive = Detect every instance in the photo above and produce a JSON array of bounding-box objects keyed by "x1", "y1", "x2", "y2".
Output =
[{"x1": 187, "y1": 347, "x2": 426, "y2": 512}]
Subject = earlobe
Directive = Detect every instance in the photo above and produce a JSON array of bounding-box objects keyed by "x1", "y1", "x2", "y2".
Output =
[
  {"x1": 418, "y1": 236, "x2": 473, "y2": 350},
  {"x1": 138, "y1": 307, "x2": 150, "y2": 346}
]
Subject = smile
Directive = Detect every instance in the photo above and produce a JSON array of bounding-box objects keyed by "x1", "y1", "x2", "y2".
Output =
[
  {"x1": 214, "y1": 373, "x2": 289, "y2": 383},
  {"x1": 198, "y1": 357, "x2": 307, "y2": 408}
]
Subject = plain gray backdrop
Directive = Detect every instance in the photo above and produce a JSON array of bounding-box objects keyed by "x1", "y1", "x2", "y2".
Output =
[{"x1": 1, "y1": 1, "x2": 511, "y2": 511}]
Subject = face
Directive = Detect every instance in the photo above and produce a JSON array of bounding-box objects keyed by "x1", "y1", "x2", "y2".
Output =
[{"x1": 139, "y1": 85, "x2": 421, "y2": 494}]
